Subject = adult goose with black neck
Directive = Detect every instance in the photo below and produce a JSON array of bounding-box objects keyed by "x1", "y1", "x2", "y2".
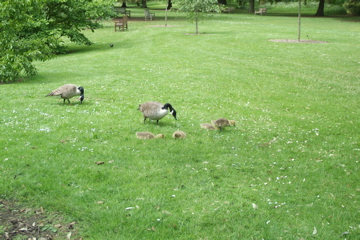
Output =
[
  {"x1": 46, "y1": 84, "x2": 84, "y2": 104},
  {"x1": 138, "y1": 101, "x2": 177, "y2": 124}
]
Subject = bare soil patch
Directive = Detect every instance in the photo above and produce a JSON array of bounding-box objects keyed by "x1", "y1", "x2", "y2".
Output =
[
  {"x1": 146, "y1": 25, "x2": 181, "y2": 27},
  {"x1": 0, "y1": 200, "x2": 81, "y2": 240},
  {"x1": 269, "y1": 39, "x2": 327, "y2": 43}
]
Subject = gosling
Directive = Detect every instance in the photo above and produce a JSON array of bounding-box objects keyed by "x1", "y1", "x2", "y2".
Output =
[
  {"x1": 136, "y1": 132, "x2": 165, "y2": 140},
  {"x1": 211, "y1": 118, "x2": 236, "y2": 131},
  {"x1": 200, "y1": 123, "x2": 216, "y2": 130},
  {"x1": 172, "y1": 130, "x2": 186, "y2": 139}
]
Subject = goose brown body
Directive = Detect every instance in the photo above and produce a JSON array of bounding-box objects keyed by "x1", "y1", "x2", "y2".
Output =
[
  {"x1": 46, "y1": 84, "x2": 84, "y2": 104},
  {"x1": 138, "y1": 101, "x2": 177, "y2": 124}
]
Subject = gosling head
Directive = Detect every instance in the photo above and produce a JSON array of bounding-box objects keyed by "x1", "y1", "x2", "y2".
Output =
[{"x1": 155, "y1": 134, "x2": 165, "y2": 139}]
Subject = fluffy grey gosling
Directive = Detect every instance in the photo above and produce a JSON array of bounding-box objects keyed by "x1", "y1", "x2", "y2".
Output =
[
  {"x1": 46, "y1": 84, "x2": 84, "y2": 104},
  {"x1": 211, "y1": 118, "x2": 236, "y2": 131},
  {"x1": 172, "y1": 130, "x2": 186, "y2": 139},
  {"x1": 200, "y1": 123, "x2": 216, "y2": 130},
  {"x1": 136, "y1": 132, "x2": 165, "y2": 140},
  {"x1": 138, "y1": 101, "x2": 177, "y2": 124}
]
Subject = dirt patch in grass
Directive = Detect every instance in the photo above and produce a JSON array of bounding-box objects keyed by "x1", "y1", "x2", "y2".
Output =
[
  {"x1": 146, "y1": 25, "x2": 181, "y2": 27},
  {"x1": 269, "y1": 39, "x2": 327, "y2": 43},
  {"x1": 0, "y1": 200, "x2": 81, "y2": 240}
]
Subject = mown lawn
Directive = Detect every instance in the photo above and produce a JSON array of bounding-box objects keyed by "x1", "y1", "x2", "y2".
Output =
[{"x1": 1, "y1": 4, "x2": 359, "y2": 239}]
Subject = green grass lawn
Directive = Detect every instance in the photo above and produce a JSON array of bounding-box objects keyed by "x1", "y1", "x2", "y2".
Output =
[{"x1": 1, "y1": 4, "x2": 359, "y2": 239}]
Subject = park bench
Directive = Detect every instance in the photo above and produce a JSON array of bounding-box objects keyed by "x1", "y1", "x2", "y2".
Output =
[
  {"x1": 114, "y1": 15, "x2": 128, "y2": 32},
  {"x1": 114, "y1": 7, "x2": 131, "y2": 18},
  {"x1": 255, "y1": 8, "x2": 267, "y2": 15},
  {"x1": 144, "y1": 9, "x2": 155, "y2": 21},
  {"x1": 222, "y1": 7, "x2": 235, "y2": 13}
]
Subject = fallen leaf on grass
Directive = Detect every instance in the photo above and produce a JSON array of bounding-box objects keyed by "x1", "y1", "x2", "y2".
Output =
[
  {"x1": 170, "y1": 223, "x2": 177, "y2": 229},
  {"x1": 69, "y1": 222, "x2": 76, "y2": 229},
  {"x1": 35, "y1": 207, "x2": 44, "y2": 214},
  {"x1": 95, "y1": 161, "x2": 105, "y2": 165},
  {"x1": 162, "y1": 210, "x2": 172, "y2": 215},
  {"x1": 147, "y1": 226, "x2": 156, "y2": 231},
  {"x1": 54, "y1": 224, "x2": 62, "y2": 228}
]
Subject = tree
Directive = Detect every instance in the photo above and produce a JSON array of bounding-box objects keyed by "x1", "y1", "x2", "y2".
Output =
[
  {"x1": 0, "y1": 0, "x2": 114, "y2": 83},
  {"x1": 249, "y1": 0, "x2": 255, "y2": 13},
  {"x1": 315, "y1": 0, "x2": 325, "y2": 16},
  {"x1": 0, "y1": 0, "x2": 56, "y2": 83},
  {"x1": 178, "y1": 0, "x2": 224, "y2": 34}
]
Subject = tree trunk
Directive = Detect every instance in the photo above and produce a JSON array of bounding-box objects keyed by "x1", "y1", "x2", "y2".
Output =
[
  {"x1": 167, "y1": 0, "x2": 172, "y2": 10},
  {"x1": 315, "y1": 0, "x2": 325, "y2": 16},
  {"x1": 249, "y1": 0, "x2": 255, "y2": 13},
  {"x1": 238, "y1": 0, "x2": 244, "y2": 9},
  {"x1": 141, "y1": 0, "x2": 147, "y2": 8},
  {"x1": 298, "y1": 0, "x2": 301, "y2": 41},
  {"x1": 195, "y1": 15, "x2": 199, "y2": 34}
]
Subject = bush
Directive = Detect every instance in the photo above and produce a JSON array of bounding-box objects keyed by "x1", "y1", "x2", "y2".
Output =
[{"x1": 344, "y1": 0, "x2": 360, "y2": 15}]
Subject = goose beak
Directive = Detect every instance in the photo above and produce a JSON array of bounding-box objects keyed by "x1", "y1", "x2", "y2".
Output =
[{"x1": 80, "y1": 95, "x2": 84, "y2": 104}]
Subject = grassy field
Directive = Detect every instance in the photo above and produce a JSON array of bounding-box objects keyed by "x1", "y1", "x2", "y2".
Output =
[{"x1": 1, "y1": 3, "x2": 359, "y2": 239}]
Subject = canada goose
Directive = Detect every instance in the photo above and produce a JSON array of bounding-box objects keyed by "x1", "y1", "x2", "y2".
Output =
[
  {"x1": 136, "y1": 132, "x2": 165, "y2": 140},
  {"x1": 172, "y1": 130, "x2": 186, "y2": 139},
  {"x1": 46, "y1": 84, "x2": 84, "y2": 104},
  {"x1": 138, "y1": 101, "x2": 177, "y2": 124},
  {"x1": 211, "y1": 118, "x2": 235, "y2": 131},
  {"x1": 200, "y1": 123, "x2": 216, "y2": 130}
]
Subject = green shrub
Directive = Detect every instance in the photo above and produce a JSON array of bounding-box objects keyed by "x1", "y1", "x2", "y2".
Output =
[{"x1": 344, "y1": 0, "x2": 360, "y2": 15}]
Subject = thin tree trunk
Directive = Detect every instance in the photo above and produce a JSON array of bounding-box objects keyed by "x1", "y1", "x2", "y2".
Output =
[
  {"x1": 196, "y1": 16, "x2": 198, "y2": 34},
  {"x1": 298, "y1": 0, "x2": 301, "y2": 41},
  {"x1": 165, "y1": 8, "x2": 168, "y2": 26}
]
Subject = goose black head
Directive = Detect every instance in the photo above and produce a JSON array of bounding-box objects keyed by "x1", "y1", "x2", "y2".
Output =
[
  {"x1": 78, "y1": 86, "x2": 84, "y2": 104},
  {"x1": 163, "y1": 103, "x2": 177, "y2": 120},
  {"x1": 171, "y1": 109, "x2": 177, "y2": 120}
]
